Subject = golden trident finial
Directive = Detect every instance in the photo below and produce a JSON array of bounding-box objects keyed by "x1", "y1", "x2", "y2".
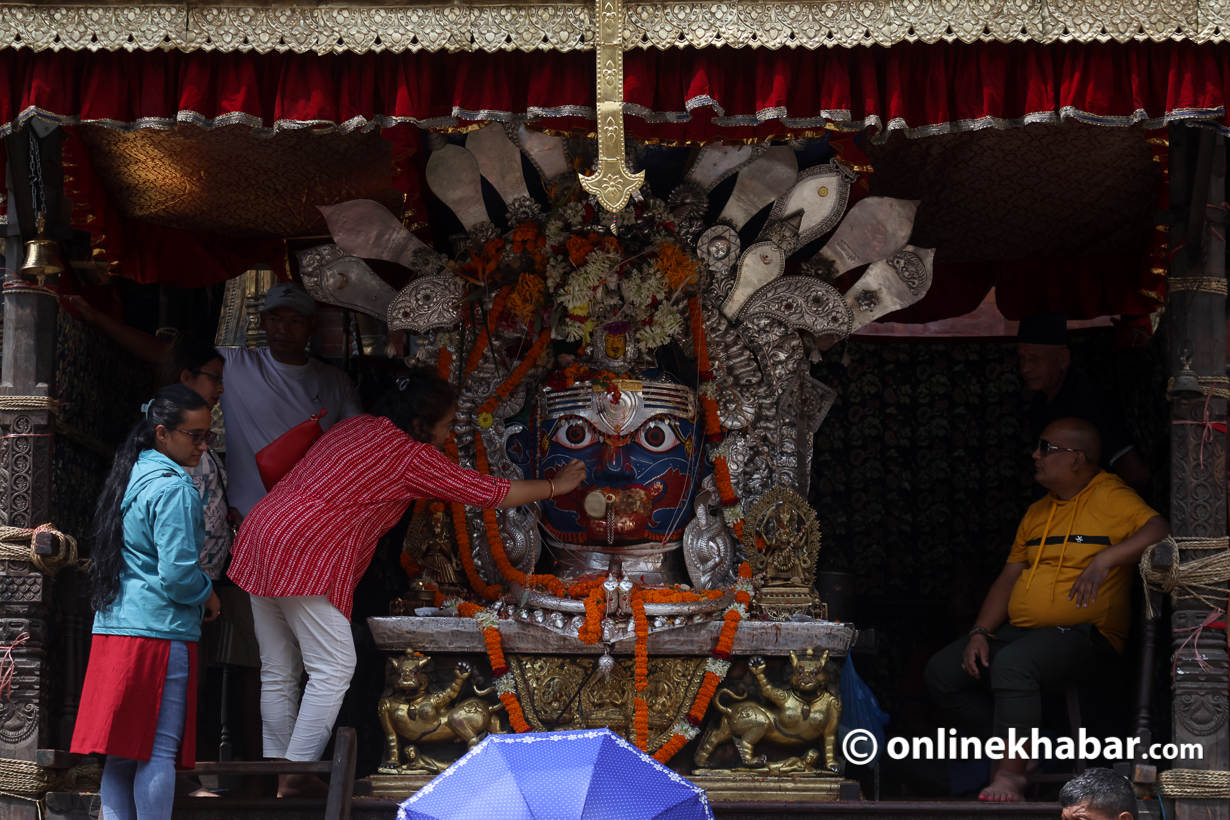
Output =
[{"x1": 579, "y1": 0, "x2": 646, "y2": 213}]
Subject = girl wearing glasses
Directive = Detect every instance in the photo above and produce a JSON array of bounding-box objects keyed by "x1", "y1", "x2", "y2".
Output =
[
  {"x1": 162, "y1": 341, "x2": 231, "y2": 580},
  {"x1": 71, "y1": 384, "x2": 223, "y2": 820}
]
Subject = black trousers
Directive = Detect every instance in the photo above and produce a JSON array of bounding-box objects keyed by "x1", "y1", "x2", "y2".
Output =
[{"x1": 924, "y1": 623, "x2": 1117, "y2": 739}]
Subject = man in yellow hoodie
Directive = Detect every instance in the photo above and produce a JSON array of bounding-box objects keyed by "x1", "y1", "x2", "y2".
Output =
[{"x1": 925, "y1": 418, "x2": 1169, "y2": 803}]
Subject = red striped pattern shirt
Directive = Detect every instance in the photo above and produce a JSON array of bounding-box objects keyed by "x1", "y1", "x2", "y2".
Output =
[{"x1": 227, "y1": 415, "x2": 509, "y2": 619}]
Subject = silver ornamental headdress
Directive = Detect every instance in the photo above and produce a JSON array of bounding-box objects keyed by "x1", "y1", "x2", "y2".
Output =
[{"x1": 541, "y1": 379, "x2": 697, "y2": 437}]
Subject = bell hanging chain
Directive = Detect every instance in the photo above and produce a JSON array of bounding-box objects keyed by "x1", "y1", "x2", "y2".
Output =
[{"x1": 27, "y1": 131, "x2": 46, "y2": 223}]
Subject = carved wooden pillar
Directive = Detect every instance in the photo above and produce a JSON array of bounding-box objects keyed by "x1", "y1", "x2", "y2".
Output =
[
  {"x1": 1166, "y1": 126, "x2": 1230, "y2": 820},
  {"x1": 0, "y1": 125, "x2": 61, "y2": 820}
]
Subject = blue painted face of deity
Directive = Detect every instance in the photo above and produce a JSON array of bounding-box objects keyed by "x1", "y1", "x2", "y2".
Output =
[{"x1": 508, "y1": 377, "x2": 701, "y2": 546}]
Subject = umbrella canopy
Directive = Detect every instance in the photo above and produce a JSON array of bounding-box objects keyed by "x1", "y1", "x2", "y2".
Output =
[{"x1": 397, "y1": 729, "x2": 713, "y2": 820}]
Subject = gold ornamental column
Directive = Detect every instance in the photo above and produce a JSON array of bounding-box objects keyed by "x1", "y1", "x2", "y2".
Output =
[{"x1": 579, "y1": 0, "x2": 645, "y2": 213}]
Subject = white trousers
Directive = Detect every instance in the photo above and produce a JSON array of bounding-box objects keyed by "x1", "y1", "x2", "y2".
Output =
[{"x1": 249, "y1": 594, "x2": 357, "y2": 762}]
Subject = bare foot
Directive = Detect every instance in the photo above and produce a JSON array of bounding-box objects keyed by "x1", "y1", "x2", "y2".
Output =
[
  {"x1": 277, "y1": 773, "x2": 331, "y2": 799},
  {"x1": 978, "y1": 768, "x2": 1027, "y2": 802},
  {"x1": 188, "y1": 787, "x2": 220, "y2": 798}
]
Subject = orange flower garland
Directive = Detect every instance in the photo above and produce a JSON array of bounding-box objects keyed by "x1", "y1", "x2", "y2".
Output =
[
  {"x1": 469, "y1": 328, "x2": 566, "y2": 598},
  {"x1": 475, "y1": 330, "x2": 553, "y2": 421},
  {"x1": 632, "y1": 594, "x2": 649, "y2": 691},
  {"x1": 501, "y1": 692, "x2": 532, "y2": 733},
  {"x1": 656, "y1": 242, "x2": 698, "y2": 290},
  {"x1": 634, "y1": 696, "x2": 650, "y2": 751},
  {"x1": 688, "y1": 671, "x2": 723, "y2": 726},
  {"x1": 688, "y1": 298, "x2": 743, "y2": 540},
  {"x1": 449, "y1": 602, "x2": 529, "y2": 732},
  {"x1": 653, "y1": 733, "x2": 689, "y2": 763},
  {"x1": 577, "y1": 586, "x2": 606, "y2": 644},
  {"x1": 438, "y1": 343, "x2": 505, "y2": 597},
  {"x1": 465, "y1": 287, "x2": 512, "y2": 376},
  {"x1": 445, "y1": 436, "x2": 502, "y2": 601}
]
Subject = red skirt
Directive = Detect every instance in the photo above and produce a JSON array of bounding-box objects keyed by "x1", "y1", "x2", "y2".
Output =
[{"x1": 70, "y1": 635, "x2": 198, "y2": 768}]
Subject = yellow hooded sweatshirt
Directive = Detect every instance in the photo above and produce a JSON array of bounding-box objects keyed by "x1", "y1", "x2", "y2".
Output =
[{"x1": 1006, "y1": 470, "x2": 1158, "y2": 653}]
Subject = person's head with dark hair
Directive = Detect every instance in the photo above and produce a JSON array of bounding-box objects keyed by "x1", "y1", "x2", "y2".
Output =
[
  {"x1": 89, "y1": 384, "x2": 212, "y2": 612},
  {"x1": 1059, "y1": 768, "x2": 1137, "y2": 820},
  {"x1": 159, "y1": 339, "x2": 225, "y2": 408},
  {"x1": 373, "y1": 366, "x2": 457, "y2": 447},
  {"x1": 1017, "y1": 311, "x2": 1071, "y2": 401}
]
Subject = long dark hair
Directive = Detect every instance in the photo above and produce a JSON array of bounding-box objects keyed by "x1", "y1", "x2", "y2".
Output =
[
  {"x1": 158, "y1": 339, "x2": 224, "y2": 390},
  {"x1": 89, "y1": 384, "x2": 209, "y2": 611},
  {"x1": 373, "y1": 366, "x2": 456, "y2": 443}
]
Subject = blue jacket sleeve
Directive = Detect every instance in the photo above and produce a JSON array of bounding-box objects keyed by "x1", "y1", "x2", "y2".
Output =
[{"x1": 150, "y1": 483, "x2": 213, "y2": 607}]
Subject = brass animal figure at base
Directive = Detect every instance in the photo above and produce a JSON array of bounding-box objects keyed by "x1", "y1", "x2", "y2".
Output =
[
  {"x1": 377, "y1": 651, "x2": 505, "y2": 774},
  {"x1": 694, "y1": 648, "x2": 841, "y2": 774}
]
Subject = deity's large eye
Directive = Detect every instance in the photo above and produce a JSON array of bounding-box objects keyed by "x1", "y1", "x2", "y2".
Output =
[
  {"x1": 551, "y1": 418, "x2": 599, "y2": 450},
  {"x1": 635, "y1": 419, "x2": 681, "y2": 453}
]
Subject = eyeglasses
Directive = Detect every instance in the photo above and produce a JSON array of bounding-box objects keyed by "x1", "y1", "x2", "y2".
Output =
[
  {"x1": 1036, "y1": 439, "x2": 1081, "y2": 457},
  {"x1": 173, "y1": 429, "x2": 219, "y2": 447},
  {"x1": 192, "y1": 370, "x2": 224, "y2": 387}
]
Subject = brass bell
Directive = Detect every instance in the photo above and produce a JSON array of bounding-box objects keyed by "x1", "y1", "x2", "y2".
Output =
[
  {"x1": 1170, "y1": 347, "x2": 1204, "y2": 400},
  {"x1": 19, "y1": 214, "x2": 64, "y2": 285}
]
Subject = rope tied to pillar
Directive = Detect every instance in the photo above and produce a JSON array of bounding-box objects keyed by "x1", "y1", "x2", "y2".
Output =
[
  {"x1": 0, "y1": 757, "x2": 103, "y2": 804},
  {"x1": 1166, "y1": 276, "x2": 1230, "y2": 297},
  {"x1": 0, "y1": 524, "x2": 83, "y2": 577},
  {"x1": 1156, "y1": 768, "x2": 1230, "y2": 799},
  {"x1": 0, "y1": 396, "x2": 62, "y2": 415},
  {"x1": 1139, "y1": 535, "x2": 1230, "y2": 619}
]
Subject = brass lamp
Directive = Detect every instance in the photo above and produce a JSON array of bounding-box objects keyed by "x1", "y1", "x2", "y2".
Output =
[
  {"x1": 19, "y1": 213, "x2": 64, "y2": 286},
  {"x1": 1170, "y1": 344, "x2": 1204, "y2": 400}
]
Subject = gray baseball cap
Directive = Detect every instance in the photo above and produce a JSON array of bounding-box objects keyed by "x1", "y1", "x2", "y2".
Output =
[{"x1": 261, "y1": 282, "x2": 316, "y2": 317}]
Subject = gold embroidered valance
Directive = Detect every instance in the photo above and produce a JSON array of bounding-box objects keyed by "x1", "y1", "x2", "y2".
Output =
[{"x1": 0, "y1": 0, "x2": 1225, "y2": 54}]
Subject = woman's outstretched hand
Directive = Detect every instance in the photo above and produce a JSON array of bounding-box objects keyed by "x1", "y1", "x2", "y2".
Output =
[
  {"x1": 552, "y1": 458, "x2": 588, "y2": 497},
  {"x1": 499, "y1": 458, "x2": 590, "y2": 508}
]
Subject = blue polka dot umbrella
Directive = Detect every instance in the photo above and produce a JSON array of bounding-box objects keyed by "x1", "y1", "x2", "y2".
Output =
[{"x1": 397, "y1": 729, "x2": 712, "y2": 820}]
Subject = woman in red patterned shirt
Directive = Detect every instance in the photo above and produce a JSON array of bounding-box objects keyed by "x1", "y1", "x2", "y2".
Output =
[{"x1": 228, "y1": 367, "x2": 584, "y2": 797}]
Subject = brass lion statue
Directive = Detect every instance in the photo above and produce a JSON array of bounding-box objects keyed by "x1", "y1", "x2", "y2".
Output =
[
  {"x1": 694, "y1": 648, "x2": 842, "y2": 774},
  {"x1": 377, "y1": 650, "x2": 505, "y2": 774}
]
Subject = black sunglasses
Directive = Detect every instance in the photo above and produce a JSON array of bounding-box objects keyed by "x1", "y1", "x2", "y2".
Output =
[
  {"x1": 173, "y1": 429, "x2": 219, "y2": 447},
  {"x1": 1037, "y1": 438, "x2": 1081, "y2": 457}
]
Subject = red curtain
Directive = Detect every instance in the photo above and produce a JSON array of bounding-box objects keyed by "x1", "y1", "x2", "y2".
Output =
[
  {"x1": 2, "y1": 40, "x2": 1229, "y2": 140},
  {"x1": 5, "y1": 40, "x2": 1202, "y2": 313}
]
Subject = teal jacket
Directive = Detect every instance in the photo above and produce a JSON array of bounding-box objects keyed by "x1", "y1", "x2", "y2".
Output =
[{"x1": 93, "y1": 450, "x2": 213, "y2": 642}]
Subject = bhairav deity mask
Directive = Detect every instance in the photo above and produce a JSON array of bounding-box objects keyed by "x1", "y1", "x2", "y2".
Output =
[{"x1": 512, "y1": 372, "x2": 700, "y2": 580}]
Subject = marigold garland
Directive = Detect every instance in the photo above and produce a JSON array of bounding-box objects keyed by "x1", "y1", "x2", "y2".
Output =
[
  {"x1": 688, "y1": 672, "x2": 723, "y2": 726},
  {"x1": 632, "y1": 594, "x2": 649, "y2": 692},
  {"x1": 465, "y1": 287, "x2": 512, "y2": 376},
  {"x1": 475, "y1": 331, "x2": 553, "y2": 419},
  {"x1": 500, "y1": 691, "x2": 532, "y2": 733},
  {"x1": 656, "y1": 243, "x2": 698, "y2": 291},
  {"x1": 653, "y1": 733, "x2": 690, "y2": 763},
  {"x1": 445, "y1": 429, "x2": 502, "y2": 601},
  {"x1": 469, "y1": 328, "x2": 565, "y2": 598},
  {"x1": 689, "y1": 297, "x2": 744, "y2": 541},
  {"x1": 634, "y1": 696, "x2": 650, "y2": 751},
  {"x1": 577, "y1": 586, "x2": 606, "y2": 644}
]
